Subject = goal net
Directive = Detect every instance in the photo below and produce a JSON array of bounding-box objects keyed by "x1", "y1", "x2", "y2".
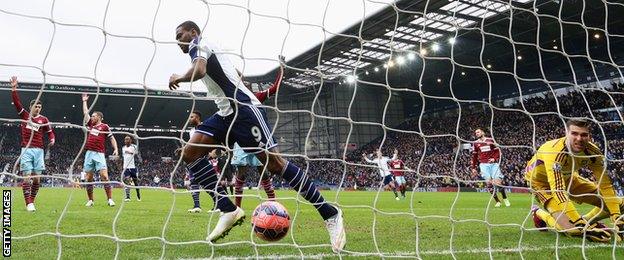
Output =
[{"x1": 1, "y1": 0, "x2": 623, "y2": 258}]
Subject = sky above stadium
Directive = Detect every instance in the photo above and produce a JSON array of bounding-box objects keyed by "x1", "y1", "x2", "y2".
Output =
[{"x1": 0, "y1": 0, "x2": 394, "y2": 90}]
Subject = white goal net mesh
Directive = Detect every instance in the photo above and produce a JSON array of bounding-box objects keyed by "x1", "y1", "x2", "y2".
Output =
[{"x1": 1, "y1": 0, "x2": 623, "y2": 258}]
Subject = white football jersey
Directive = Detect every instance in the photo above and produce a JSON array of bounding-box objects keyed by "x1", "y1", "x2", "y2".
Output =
[
  {"x1": 188, "y1": 37, "x2": 261, "y2": 117},
  {"x1": 122, "y1": 144, "x2": 138, "y2": 169},
  {"x1": 364, "y1": 155, "x2": 396, "y2": 177}
]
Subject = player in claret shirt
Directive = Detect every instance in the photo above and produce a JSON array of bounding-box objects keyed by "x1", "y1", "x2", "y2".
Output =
[
  {"x1": 471, "y1": 128, "x2": 510, "y2": 208},
  {"x1": 10, "y1": 76, "x2": 55, "y2": 212},
  {"x1": 81, "y1": 94, "x2": 119, "y2": 207},
  {"x1": 389, "y1": 156, "x2": 408, "y2": 199}
]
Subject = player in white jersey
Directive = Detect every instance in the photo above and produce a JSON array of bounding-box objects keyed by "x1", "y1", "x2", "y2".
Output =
[
  {"x1": 122, "y1": 135, "x2": 141, "y2": 202},
  {"x1": 169, "y1": 21, "x2": 345, "y2": 249},
  {"x1": 363, "y1": 149, "x2": 400, "y2": 200}
]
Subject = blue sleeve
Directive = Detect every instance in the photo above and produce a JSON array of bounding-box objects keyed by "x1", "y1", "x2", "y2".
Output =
[{"x1": 189, "y1": 45, "x2": 199, "y2": 60}]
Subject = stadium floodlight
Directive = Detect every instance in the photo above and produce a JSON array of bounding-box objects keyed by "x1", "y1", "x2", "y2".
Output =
[
  {"x1": 517, "y1": 55, "x2": 523, "y2": 60},
  {"x1": 461, "y1": 71, "x2": 466, "y2": 76},
  {"x1": 374, "y1": 67, "x2": 379, "y2": 72},
  {"x1": 365, "y1": 71, "x2": 369, "y2": 75},
  {"x1": 420, "y1": 49, "x2": 428, "y2": 55},
  {"x1": 594, "y1": 33, "x2": 600, "y2": 39},
  {"x1": 431, "y1": 43, "x2": 440, "y2": 52},
  {"x1": 346, "y1": 75, "x2": 356, "y2": 83},
  {"x1": 437, "y1": 78, "x2": 442, "y2": 83},
  {"x1": 448, "y1": 37, "x2": 456, "y2": 45},
  {"x1": 407, "y1": 52, "x2": 416, "y2": 60},
  {"x1": 486, "y1": 64, "x2": 492, "y2": 69},
  {"x1": 396, "y1": 56, "x2": 406, "y2": 65}
]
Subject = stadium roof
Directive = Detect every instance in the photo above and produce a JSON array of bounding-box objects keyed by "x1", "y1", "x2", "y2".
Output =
[
  {"x1": 1, "y1": 0, "x2": 623, "y2": 129},
  {"x1": 249, "y1": 0, "x2": 624, "y2": 99}
]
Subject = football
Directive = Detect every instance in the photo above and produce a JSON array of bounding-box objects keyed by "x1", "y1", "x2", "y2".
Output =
[{"x1": 252, "y1": 201, "x2": 291, "y2": 241}]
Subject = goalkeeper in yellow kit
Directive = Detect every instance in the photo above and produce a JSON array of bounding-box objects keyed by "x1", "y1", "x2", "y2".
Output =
[{"x1": 525, "y1": 119, "x2": 623, "y2": 242}]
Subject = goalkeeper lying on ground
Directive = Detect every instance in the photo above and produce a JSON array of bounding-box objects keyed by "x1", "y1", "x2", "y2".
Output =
[{"x1": 525, "y1": 118, "x2": 623, "y2": 242}]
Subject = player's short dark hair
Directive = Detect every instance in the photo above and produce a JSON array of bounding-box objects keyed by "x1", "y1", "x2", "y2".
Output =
[
  {"x1": 29, "y1": 99, "x2": 42, "y2": 107},
  {"x1": 177, "y1": 21, "x2": 201, "y2": 34},
  {"x1": 124, "y1": 135, "x2": 133, "y2": 141},
  {"x1": 566, "y1": 118, "x2": 591, "y2": 129},
  {"x1": 191, "y1": 110, "x2": 202, "y2": 119},
  {"x1": 93, "y1": 111, "x2": 104, "y2": 119}
]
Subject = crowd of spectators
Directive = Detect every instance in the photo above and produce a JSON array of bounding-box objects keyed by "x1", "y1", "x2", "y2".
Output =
[{"x1": 0, "y1": 85, "x2": 622, "y2": 193}]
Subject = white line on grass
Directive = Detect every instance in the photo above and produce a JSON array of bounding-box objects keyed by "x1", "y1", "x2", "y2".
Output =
[{"x1": 188, "y1": 243, "x2": 621, "y2": 259}]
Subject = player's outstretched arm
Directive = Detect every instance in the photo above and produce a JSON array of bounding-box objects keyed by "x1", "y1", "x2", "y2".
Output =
[
  {"x1": 169, "y1": 58, "x2": 207, "y2": 90},
  {"x1": 81, "y1": 94, "x2": 90, "y2": 124},
  {"x1": 10, "y1": 76, "x2": 27, "y2": 118}
]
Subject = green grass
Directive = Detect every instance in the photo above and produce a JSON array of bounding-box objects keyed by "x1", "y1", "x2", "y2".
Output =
[{"x1": 9, "y1": 188, "x2": 623, "y2": 259}]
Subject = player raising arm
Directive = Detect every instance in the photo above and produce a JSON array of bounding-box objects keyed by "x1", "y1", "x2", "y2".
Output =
[
  {"x1": 363, "y1": 149, "x2": 400, "y2": 200},
  {"x1": 526, "y1": 119, "x2": 623, "y2": 242},
  {"x1": 81, "y1": 94, "x2": 119, "y2": 207},
  {"x1": 10, "y1": 76, "x2": 55, "y2": 212},
  {"x1": 168, "y1": 21, "x2": 344, "y2": 251}
]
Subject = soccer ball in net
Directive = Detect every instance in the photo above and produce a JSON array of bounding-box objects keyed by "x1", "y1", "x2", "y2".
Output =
[{"x1": 251, "y1": 201, "x2": 290, "y2": 241}]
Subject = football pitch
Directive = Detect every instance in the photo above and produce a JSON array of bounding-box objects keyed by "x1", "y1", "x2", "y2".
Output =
[{"x1": 10, "y1": 188, "x2": 623, "y2": 259}]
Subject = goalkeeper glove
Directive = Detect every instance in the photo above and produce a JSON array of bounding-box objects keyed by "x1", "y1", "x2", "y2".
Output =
[{"x1": 569, "y1": 218, "x2": 612, "y2": 243}]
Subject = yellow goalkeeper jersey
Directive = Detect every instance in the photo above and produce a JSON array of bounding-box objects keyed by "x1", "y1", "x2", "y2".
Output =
[{"x1": 524, "y1": 137, "x2": 620, "y2": 215}]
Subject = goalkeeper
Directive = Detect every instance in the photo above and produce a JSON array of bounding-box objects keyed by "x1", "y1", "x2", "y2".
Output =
[{"x1": 525, "y1": 119, "x2": 623, "y2": 242}]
